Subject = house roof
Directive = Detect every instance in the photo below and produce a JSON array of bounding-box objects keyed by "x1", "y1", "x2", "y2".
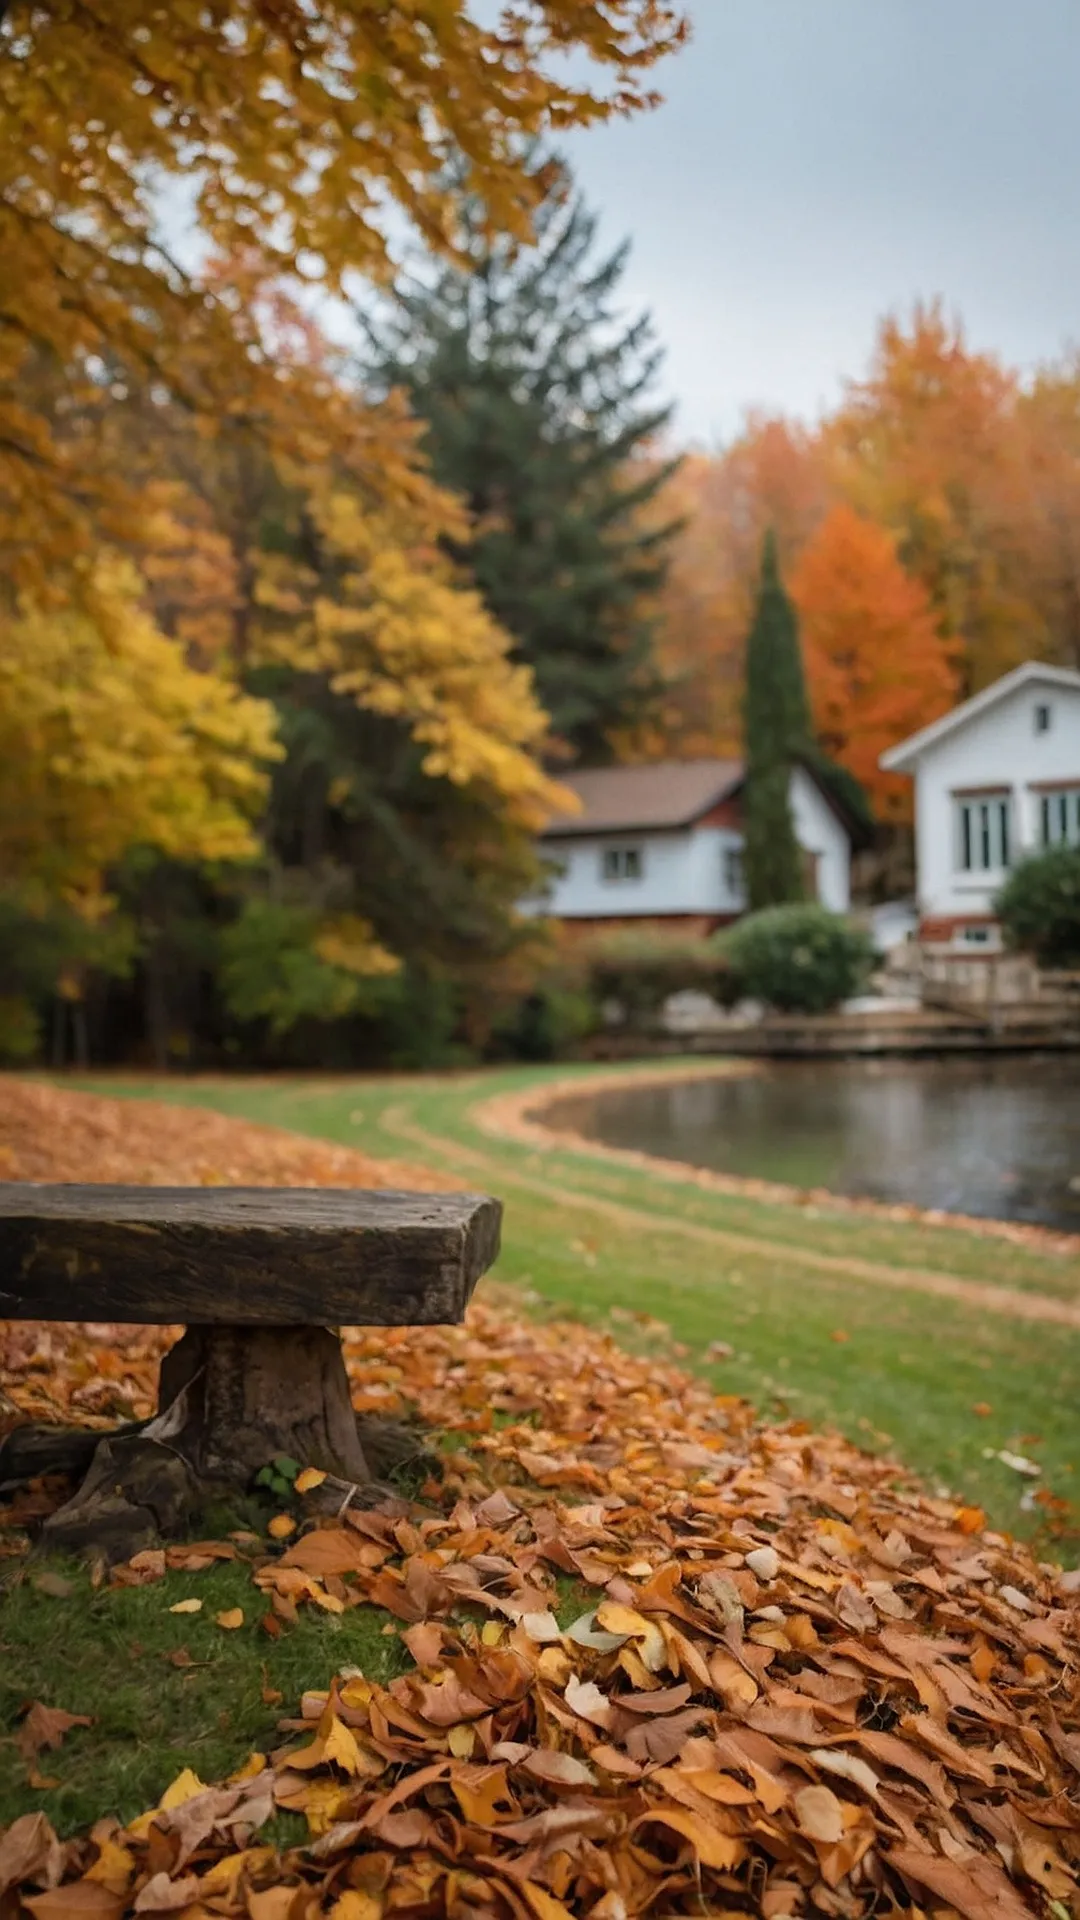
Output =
[
  {"x1": 880, "y1": 662, "x2": 1080, "y2": 774},
  {"x1": 541, "y1": 758, "x2": 744, "y2": 838}
]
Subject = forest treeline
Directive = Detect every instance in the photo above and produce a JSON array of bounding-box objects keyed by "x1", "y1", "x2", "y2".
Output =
[{"x1": 1, "y1": 5, "x2": 1076, "y2": 1069}]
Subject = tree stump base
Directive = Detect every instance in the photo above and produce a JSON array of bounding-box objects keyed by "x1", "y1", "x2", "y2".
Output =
[
  {"x1": 0, "y1": 1183, "x2": 502, "y2": 1558},
  {"x1": 3, "y1": 1324, "x2": 387, "y2": 1563}
]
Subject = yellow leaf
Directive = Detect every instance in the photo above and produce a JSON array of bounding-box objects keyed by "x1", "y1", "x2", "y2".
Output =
[
  {"x1": 168, "y1": 1598, "x2": 202, "y2": 1615},
  {"x1": 268, "y1": 1514, "x2": 296, "y2": 1540},
  {"x1": 634, "y1": 1807, "x2": 745, "y2": 1871},
  {"x1": 520, "y1": 1884, "x2": 575, "y2": 1920},
  {"x1": 323, "y1": 1713, "x2": 366, "y2": 1776},
  {"x1": 159, "y1": 1767, "x2": 208, "y2": 1812},
  {"x1": 84, "y1": 1839, "x2": 135, "y2": 1895},
  {"x1": 330, "y1": 1893, "x2": 384, "y2": 1920},
  {"x1": 295, "y1": 1467, "x2": 327, "y2": 1494},
  {"x1": 199, "y1": 1848, "x2": 274, "y2": 1897},
  {"x1": 309, "y1": 1585, "x2": 346, "y2": 1614},
  {"x1": 226, "y1": 1752, "x2": 267, "y2": 1785},
  {"x1": 447, "y1": 1723, "x2": 476, "y2": 1758},
  {"x1": 595, "y1": 1602, "x2": 666, "y2": 1672},
  {"x1": 215, "y1": 1607, "x2": 244, "y2": 1630}
]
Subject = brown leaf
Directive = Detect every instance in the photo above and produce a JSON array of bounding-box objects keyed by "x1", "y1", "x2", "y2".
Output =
[
  {"x1": 521, "y1": 1748, "x2": 596, "y2": 1787},
  {"x1": 17, "y1": 1702, "x2": 93, "y2": 1765},
  {"x1": 632, "y1": 1806, "x2": 745, "y2": 1870},
  {"x1": 0, "y1": 1812, "x2": 63, "y2": 1897},
  {"x1": 888, "y1": 1844, "x2": 1035, "y2": 1920},
  {"x1": 132, "y1": 1870, "x2": 204, "y2": 1911},
  {"x1": 793, "y1": 1783, "x2": 845, "y2": 1844},
  {"x1": 24, "y1": 1888, "x2": 124, "y2": 1918}
]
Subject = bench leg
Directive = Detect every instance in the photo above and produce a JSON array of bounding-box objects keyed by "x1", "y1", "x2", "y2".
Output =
[{"x1": 25, "y1": 1323, "x2": 374, "y2": 1561}]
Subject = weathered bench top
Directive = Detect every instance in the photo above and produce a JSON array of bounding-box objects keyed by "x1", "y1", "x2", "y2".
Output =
[{"x1": 0, "y1": 1184, "x2": 501, "y2": 1327}]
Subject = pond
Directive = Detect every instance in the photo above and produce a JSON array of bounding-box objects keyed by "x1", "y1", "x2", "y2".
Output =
[{"x1": 546, "y1": 1055, "x2": 1080, "y2": 1231}]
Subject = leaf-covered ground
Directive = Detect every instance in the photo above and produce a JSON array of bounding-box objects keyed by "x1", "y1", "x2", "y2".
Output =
[
  {"x1": 1, "y1": 1077, "x2": 1079, "y2": 1918},
  {"x1": 54, "y1": 1065, "x2": 1080, "y2": 1541}
]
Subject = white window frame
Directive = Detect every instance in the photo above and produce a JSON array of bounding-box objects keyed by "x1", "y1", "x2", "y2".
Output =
[
  {"x1": 1034, "y1": 702, "x2": 1053, "y2": 734},
  {"x1": 954, "y1": 792, "x2": 1011, "y2": 875},
  {"x1": 722, "y1": 844, "x2": 745, "y2": 897},
  {"x1": 1039, "y1": 786, "x2": 1080, "y2": 849},
  {"x1": 600, "y1": 844, "x2": 644, "y2": 883}
]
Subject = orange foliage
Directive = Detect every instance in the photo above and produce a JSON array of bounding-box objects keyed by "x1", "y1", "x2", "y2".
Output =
[
  {"x1": 791, "y1": 506, "x2": 958, "y2": 822},
  {"x1": 827, "y1": 304, "x2": 1034, "y2": 691},
  {"x1": 641, "y1": 420, "x2": 828, "y2": 757}
]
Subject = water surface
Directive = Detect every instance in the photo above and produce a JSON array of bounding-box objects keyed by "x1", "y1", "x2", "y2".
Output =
[{"x1": 548, "y1": 1055, "x2": 1080, "y2": 1230}]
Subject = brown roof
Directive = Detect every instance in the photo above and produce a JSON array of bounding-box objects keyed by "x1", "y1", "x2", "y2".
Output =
[{"x1": 542, "y1": 758, "x2": 744, "y2": 838}]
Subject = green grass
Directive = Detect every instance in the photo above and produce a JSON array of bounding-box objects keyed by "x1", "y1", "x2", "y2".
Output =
[
  {"x1": 61, "y1": 1061, "x2": 1079, "y2": 1548},
  {"x1": 3, "y1": 1059, "x2": 1078, "y2": 1832},
  {"x1": 0, "y1": 1553, "x2": 408, "y2": 1835}
]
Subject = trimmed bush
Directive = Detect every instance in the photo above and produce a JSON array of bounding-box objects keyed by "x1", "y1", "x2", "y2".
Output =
[
  {"x1": 718, "y1": 903, "x2": 873, "y2": 1014},
  {"x1": 584, "y1": 931, "x2": 731, "y2": 1031},
  {"x1": 496, "y1": 984, "x2": 599, "y2": 1061},
  {"x1": 996, "y1": 845, "x2": 1080, "y2": 967}
]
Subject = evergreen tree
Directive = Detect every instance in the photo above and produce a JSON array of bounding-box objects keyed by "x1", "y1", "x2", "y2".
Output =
[
  {"x1": 363, "y1": 160, "x2": 678, "y2": 761},
  {"x1": 742, "y1": 531, "x2": 809, "y2": 909}
]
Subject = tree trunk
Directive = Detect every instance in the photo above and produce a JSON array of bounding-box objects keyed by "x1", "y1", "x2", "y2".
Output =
[{"x1": 30, "y1": 1323, "x2": 373, "y2": 1561}]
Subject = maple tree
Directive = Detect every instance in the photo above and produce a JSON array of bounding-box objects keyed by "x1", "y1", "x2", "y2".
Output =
[
  {"x1": 0, "y1": 1, "x2": 686, "y2": 603},
  {"x1": 636, "y1": 422, "x2": 829, "y2": 759},
  {"x1": 827, "y1": 303, "x2": 1034, "y2": 693},
  {"x1": 792, "y1": 505, "x2": 958, "y2": 822},
  {"x1": 1014, "y1": 362, "x2": 1080, "y2": 673}
]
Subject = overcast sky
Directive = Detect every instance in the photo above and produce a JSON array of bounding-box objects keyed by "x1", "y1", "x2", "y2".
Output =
[{"x1": 562, "y1": 0, "x2": 1080, "y2": 443}]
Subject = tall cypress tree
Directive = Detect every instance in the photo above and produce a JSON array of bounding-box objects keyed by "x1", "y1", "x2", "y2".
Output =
[
  {"x1": 742, "y1": 531, "x2": 809, "y2": 909},
  {"x1": 363, "y1": 160, "x2": 678, "y2": 761}
]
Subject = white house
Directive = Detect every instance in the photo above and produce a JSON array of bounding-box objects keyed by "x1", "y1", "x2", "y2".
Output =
[
  {"x1": 881, "y1": 662, "x2": 1080, "y2": 949},
  {"x1": 535, "y1": 757, "x2": 854, "y2": 932}
]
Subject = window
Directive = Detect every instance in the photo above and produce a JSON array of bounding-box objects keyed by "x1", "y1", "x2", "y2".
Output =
[
  {"x1": 1039, "y1": 787, "x2": 1080, "y2": 848},
  {"x1": 601, "y1": 844, "x2": 643, "y2": 882},
  {"x1": 1034, "y1": 702, "x2": 1052, "y2": 734},
  {"x1": 960, "y1": 926, "x2": 992, "y2": 946},
  {"x1": 955, "y1": 794, "x2": 1010, "y2": 872},
  {"x1": 722, "y1": 845, "x2": 744, "y2": 895}
]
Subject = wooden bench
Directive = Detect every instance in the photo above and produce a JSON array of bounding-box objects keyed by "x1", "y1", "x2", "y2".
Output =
[{"x1": 0, "y1": 1184, "x2": 501, "y2": 1556}]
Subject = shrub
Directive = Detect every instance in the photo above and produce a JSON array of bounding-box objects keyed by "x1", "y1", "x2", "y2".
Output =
[
  {"x1": 718, "y1": 903, "x2": 873, "y2": 1013},
  {"x1": 996, "y1": 845, "x2": 1080, "y2": 967},
  {"x1": 496, "y1": 984, "x2": 599, "y2": 1061},
  {"x1": 584, "y1": 931, "x2": 731, "y2": 1031}
]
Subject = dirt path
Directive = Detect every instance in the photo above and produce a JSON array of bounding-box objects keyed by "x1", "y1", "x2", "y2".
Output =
[{"x1": 382, "y1": 1101, "x2": 1080, "y2": 1332}]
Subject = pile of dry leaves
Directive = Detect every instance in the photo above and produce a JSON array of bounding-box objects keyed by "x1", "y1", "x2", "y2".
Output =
[
  {"x1": 2, "y1": 1303, "x2": 1079, "y2": 1920},
  {"x1": 1, "y1": 1084, "x2": 1078, "y2": 1918},
  {"x1": 0, "y1": 1081, "x2": 454, "y2": 1194}
]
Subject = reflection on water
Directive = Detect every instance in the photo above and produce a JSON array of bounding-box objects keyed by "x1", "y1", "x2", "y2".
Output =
[{"x1": 549, "y1": 1055, "x2": 1080, "y2": 1230}]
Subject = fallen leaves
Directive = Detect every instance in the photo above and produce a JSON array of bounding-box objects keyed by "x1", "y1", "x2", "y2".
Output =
[
  {"x1": 16, "y1": 1702, "x2": 93, "y2": 1769},
  {"x1": 2, "y1": 1105, "x2": 1079, "y2": 1917}
]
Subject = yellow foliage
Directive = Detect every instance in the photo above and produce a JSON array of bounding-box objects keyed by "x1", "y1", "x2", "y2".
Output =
[
  {"x1": 0, "y1": 562, "x2": 280, "y2": 903},
  {"x1": 251, "y1": 491, "x2": 574, "y2": 830},
  {"x1": 0, "y1": 2, "x2": 685, "y2": 599},
  {"x1": 313, "y1": 917, "x2": 401, "y2": 980}
]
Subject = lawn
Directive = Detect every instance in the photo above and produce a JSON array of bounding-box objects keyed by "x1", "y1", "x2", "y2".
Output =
[
  {"x1": 68, "y1": 1061, "x2": 1080, "y2": 1546},
  {"x1": 2, "y1": 1058, "x2": 1079, "y2": 1846}
]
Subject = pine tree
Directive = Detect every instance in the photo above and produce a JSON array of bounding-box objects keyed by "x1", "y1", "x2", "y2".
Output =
[
  {"x1": 363, "y1": 159, "x2": 678, "y2": 760},
  {"x1": 742, "y1": 531, "x2": 808, "y2": 909}
]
